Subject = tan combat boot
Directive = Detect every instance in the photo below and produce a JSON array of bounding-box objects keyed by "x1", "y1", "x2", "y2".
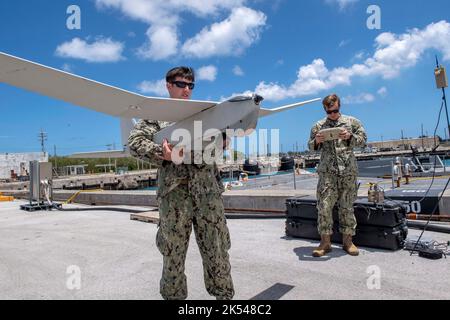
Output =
[
  {"x1": 312, "y1": 235, "x2": 332, "y2": 257},
  {"x1": 343, "y1": 234, "x2": 359, "y2": 256}
]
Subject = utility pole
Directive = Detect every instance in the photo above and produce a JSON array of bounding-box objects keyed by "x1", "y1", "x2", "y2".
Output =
[
  {"x1": 421, "y1": 124, "x2": 425, "y2": 150},
  {"x1": 54, "y1": 145, "x2": 58, "y2": 174},
  {"x1": 38, "y1": 129, "x2": 47, "y2": 154}
]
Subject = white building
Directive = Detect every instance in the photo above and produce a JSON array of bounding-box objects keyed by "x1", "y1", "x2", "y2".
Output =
[
  {"x1": 64, "y1": 164, "x2": 88, "y2": 176},
  {"x1": 0, "y1": 152, "x2": 49, "y2": 180}
]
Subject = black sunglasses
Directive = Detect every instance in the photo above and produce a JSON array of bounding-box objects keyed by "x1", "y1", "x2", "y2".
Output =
[
  {"x1": 326, "y1": 109, "x2": 340, "y2": 115},
  {"x1": 171, "y1": 81, "x2": 195, "y2": 90}
]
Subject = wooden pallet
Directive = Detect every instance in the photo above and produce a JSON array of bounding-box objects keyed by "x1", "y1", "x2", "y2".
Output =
[
  {"x1": 19, "y1": 203, "x2": 61, "y2": 212},
  {"x1": 130, "y1": 211, "x2": 160, "y2": 224}
]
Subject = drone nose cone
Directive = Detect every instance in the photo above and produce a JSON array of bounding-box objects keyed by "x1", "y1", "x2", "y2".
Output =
[{"x1": 253, "y1": 94, "x2": 264, "y2": 105}]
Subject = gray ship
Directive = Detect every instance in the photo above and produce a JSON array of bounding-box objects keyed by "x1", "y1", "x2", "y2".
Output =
[{"x1": 357, "y1": 154, "x2": 448, "y2": 178}]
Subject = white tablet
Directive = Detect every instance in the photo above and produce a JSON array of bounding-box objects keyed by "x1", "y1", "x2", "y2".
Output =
[{"x1": 319, "y1": 128, "x2": 342, "y2": 141}]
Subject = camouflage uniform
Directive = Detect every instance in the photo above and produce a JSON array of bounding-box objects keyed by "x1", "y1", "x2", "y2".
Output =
[
  {"x1": 308, "y1": 115, "x2": 367, "y2": 236},
  {"x1": 128, "y1": 120, "x2": 234, "y2": 300}
]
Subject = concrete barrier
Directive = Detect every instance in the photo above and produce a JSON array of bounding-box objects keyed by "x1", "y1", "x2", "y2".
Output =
[
  {"x1": 53, "y1": 190, "x2": 159, "y2": 207},
  {"x1": 46, "y1": 189, "x2": 312, "y2": 212},
  {"x1": 223, "y1": 190, "x2": 311, "y2": 211},
  {"x1": 4, "y1": 185, "x2": 450, "y2": 215}
]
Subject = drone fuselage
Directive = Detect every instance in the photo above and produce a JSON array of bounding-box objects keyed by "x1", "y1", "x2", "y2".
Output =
[{"x1": 153, "y1": 95, "x2": 262, "y2": 150}]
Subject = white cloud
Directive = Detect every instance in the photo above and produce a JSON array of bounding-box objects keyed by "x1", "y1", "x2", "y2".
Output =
[
  {"x1": 325, "y1": 0, "x2": 359, "y2": 11},
  {"x1": 95, "y1": 0, "x2": 178, "y2": 25},
  {"x1": 233, "y1": 65, "x2": 244, "y2": 76},
  {"x1": 137, "y1": 79, "x2": 168, "y2": 97},
  {"x1": 96, "y1": 0, "x2": 246, "y2": 22},
  {"x1": 94, "y1": 0, "x2": 262, "y2": 60},
  {"x1": 377, "y1": 87, "x2": 388, "y2": 97},
  {"x1": 181, "y1": 7, "x2": 267, "y2": 58},
  {"x1": 55, "y1": 37, "x2": 124, "y2": 63},
  {"x1": 339, "y1": 39, "x2": 351, "y2": 47},
  {"x1": 342, "y1": 93, "x2": 375, "y2": 105},
  {"x1": 137, "y1": 25, "x2": 179, "y2": 60},
  {"x1": 170, "y1": 0, "x2": 246, "y2": 17},
  {"x1": 197, "y1": 65, "x2": 218, "y2": 81},
  {"x1": 353, "y1": 51, "x2": 365, "y2": 61},
  {"x1": 252, "y1": 21, "x2": 450, "y2": 101}
]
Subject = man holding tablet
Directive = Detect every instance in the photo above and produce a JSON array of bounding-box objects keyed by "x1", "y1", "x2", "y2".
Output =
[{"x1": 308, "y1": 94, "x2": 367, "y2": 257}]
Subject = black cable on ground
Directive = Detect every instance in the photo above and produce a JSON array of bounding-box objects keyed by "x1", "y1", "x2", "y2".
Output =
[
  {"x1": 410, "y1": 85, "x2": 450, "y2": 254},
  {"x1": 407, "y1": 219, "x2": 450, "y2": 234}
]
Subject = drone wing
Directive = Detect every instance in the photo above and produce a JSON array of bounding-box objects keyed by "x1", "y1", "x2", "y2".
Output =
[{"x1": 0, "y1": 52, "x2": 217, "y2": 121}]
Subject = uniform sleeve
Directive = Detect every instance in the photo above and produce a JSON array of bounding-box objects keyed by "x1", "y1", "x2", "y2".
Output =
[
  {"x1": 308, "y1": 123, "x2": 322, "y2": 151},
  {"x1": 349, "y1": 118, "x2": 367, "y2": 149},
  {"x1": 128, "y1": 120, "x2": 164, "y2": 167}
]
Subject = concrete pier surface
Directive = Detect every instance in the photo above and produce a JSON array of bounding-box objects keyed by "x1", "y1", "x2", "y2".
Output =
[{"x1": 0, "y1": 199, "x2": 449, "y2": 300}]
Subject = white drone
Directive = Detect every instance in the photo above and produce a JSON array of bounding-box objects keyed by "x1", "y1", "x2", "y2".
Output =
[{"x1": 0, "y1": 52, "x2": 320, "y2": 158}]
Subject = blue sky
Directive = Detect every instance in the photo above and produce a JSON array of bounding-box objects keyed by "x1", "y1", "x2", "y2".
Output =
[{"x1": 1, "y1": 0, "x2": 450, "y2": 155}]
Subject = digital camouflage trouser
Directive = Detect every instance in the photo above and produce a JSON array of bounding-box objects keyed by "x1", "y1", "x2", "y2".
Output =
[
  {"x1": 156, "y1": 185, "x2": 234, "y2": 300},
  {"x1": 316, "y1": 174, "x2": 357, "y2": 236}
]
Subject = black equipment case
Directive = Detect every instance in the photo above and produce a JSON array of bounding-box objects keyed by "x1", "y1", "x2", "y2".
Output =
[
  {"x1": 286, "y1": 196, "x2": 407, "y2": 227},
  {"x1": 285, "y1": 197, "x2": 408, "y2": 250},
  {"x1": 286, "y1": 218, "x2": 408, "y2": 251}
]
